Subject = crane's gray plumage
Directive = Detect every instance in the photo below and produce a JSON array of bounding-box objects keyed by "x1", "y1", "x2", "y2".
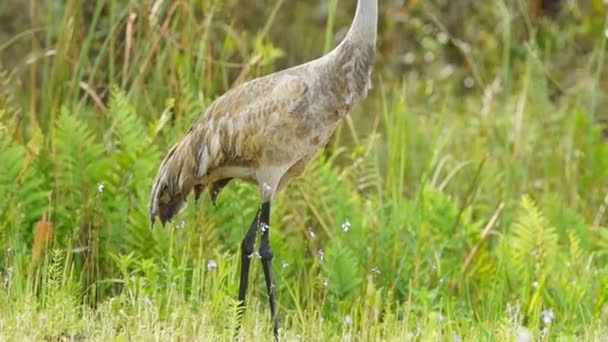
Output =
[{"x1": 150, "y1": 0, "x2": 377, "y2": 225}]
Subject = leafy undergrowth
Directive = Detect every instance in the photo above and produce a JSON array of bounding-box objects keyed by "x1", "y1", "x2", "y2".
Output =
[{"x1": 1, "y1": 0, "x2": 608, "y2": 340}]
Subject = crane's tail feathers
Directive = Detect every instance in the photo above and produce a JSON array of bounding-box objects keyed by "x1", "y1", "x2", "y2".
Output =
[{"x1": 149, "y1": 137, "x2": 209, "y2": 225}]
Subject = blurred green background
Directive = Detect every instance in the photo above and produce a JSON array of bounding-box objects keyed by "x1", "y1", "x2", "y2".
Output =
[{"x1": 1, "y1": 0, "x2": 607, "y2": 340}]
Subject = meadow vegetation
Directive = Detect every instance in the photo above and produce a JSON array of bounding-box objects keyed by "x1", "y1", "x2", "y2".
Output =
[{"x1": 1, "y1": 0, "x2": 607, "y2": 340}]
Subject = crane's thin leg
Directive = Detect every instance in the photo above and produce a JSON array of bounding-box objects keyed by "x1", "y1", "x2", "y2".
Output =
[
  {"x1": 238, "y1": 208, "x2": 261, "y2": 307},
  {"x1": 258, "y1": 201, "x2": 278, "y2": 339}
]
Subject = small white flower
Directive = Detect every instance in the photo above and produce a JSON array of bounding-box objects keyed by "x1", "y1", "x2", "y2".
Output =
[
  {"x1": 371, "y1": 267, "x2": 380, "y2": 275},
  {"x1": 343, "y1": 315, "x2": 353, "y2": 325},
  {"x1": 322, "y1": 279, "x2": 328, "y2": 288},
  {"x1": 516, "y1": 326, "x2": 532, "y2": 342},
  {"x1": 97, "y1": 182, "x2": 105, "y2": 193},
  {"x1": 307, "y1": 228, "x2": 316, "y2": 239},
  {"x1": 281, "y1": 261, "x2": 289, "y2": 269},
  {"x1": 176, "y1": 220, "x2": 186, "y2": 229},
  {"x1": 540, "y1": 309, "x2": 555, "y2": 325},
  {"x1": 317, "y1": 250, "x2": 324, "y2": 261},
  {"x1": 531, "y1": 281, "x2": 539, "y2": 289},
  {"x1": 341, "y1": 219, "x2": 351, "y2": 232},
  {"x1": 403, "y1": 52, "x2": 416, "y2": 65},
  {"x1": 440, "y1": 65, "x2": 455, "y2": 78},
  {"x1": 464, "y1": 76, "x2": 475, "y2": 88},
  {"x1": 207, "y1": 260, "x2": 218, "y2": 271}
]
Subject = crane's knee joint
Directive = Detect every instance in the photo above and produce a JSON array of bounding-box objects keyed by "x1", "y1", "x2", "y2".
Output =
[
  {"x1": 259, "y1": 247, "x2": 273, "y2": 261},
  {"x1": 241, "y1": 237, "x2": 255, "y2": 256}
]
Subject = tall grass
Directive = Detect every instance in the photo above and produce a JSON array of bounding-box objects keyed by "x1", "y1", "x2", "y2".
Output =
[{"x1": 1, "y1": 0, "x2": 607, "y2": 340}]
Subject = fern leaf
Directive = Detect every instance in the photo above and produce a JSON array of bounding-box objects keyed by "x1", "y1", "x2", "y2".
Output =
[
  {"x1": 323, "y1": 240, "x2": 361, "y2": 299},
  {"x1": 507, "y1": 195, "x2": 559, "y2": 285}
]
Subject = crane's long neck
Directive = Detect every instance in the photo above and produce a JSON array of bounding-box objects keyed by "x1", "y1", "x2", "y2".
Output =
[
  {"x1": 342, "y1": 0, "x2": 378, "y2": 48},
  {"x1": 322, "y1": 0, "x2": 377, "y2": 107}
]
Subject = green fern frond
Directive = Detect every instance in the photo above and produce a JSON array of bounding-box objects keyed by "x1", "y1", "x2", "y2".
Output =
[
  {"x1": 0, "y1": 142, "x2": 26, "y2": 214},
  {"x1": 346, "y1": 134, "x2": 383, "y2": 199},
  {"x1": 108, "y1": 87, "x2": 148, "y2": 155},
  {"x1": 43, "y1": 249, "x2": 65, "y2": 306},
  {"x1": 507, "y1": 195, "x2": 559, "y2": 288},
  {"x1": 0, "y1": 136, "x2": 48, "y2": 246},
  {"x1": 54, "y1": 108, "x2": 107, "y2": 190},
  {"x1": 323, "y1": 240, "x2": 361, "y2": 299}
]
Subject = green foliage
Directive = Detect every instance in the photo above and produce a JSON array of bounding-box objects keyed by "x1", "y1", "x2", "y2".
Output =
[
  {"x1": 501, "y1": 196, "x2": 559, "y2": 315},
  {"x1": 0, "y1": 0, "x2": 607, "y2": 340},
  {"x1": 505, "y1": 196, "x2": 559, "y2": 287},
  {"x1": 323, "y1": 240, "x2": 361, "y2": 299}
]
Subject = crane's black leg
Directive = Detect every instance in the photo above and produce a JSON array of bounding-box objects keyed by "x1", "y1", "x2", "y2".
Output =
[
  {"x1": 238, "y1": 208, "x2": 261, "y2": 308},
  {"x1": 258, "y1": 201, "x2": 278, "y2": 339}
]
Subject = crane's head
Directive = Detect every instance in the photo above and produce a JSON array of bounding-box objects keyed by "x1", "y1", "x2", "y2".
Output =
[
  {"x1": 149, "y1": 144, "x2": 188, "y2": 226},
  {"x1": 150, "y1": 183, "x2": 185, "y2": 226}
]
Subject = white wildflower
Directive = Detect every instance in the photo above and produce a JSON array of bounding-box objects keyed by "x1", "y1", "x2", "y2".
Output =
[
  {"x1": 341, "y1": 219, "x2": 351, "y2": 232},
  {"x1": 516, "y1": 326, "x2": 532, "y2": 342},
  {"x1": 307, "y1": 228, "x2": 316, "y2": 239},
  {"x1": 540, "y1": 309, "x2": 555, "y2": 325},
  {"x1": 207, "y1": 260, "x2": 218, "y2": 271},
  {"x1": 403, "y1": 52, "x2": 416, "y2": 65},
  {"x1": 464, "y1": 76, "x2": 475, "y2": 88}
]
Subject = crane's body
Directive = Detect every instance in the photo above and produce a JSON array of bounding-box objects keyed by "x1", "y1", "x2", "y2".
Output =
[{"x1": 149, "y1": 0, "x2": 377, "y2": 339}]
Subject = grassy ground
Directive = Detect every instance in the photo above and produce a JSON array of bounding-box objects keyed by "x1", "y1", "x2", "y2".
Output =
[{"x1": 1, "y1": 0, "x2": 608, "y2": 340}]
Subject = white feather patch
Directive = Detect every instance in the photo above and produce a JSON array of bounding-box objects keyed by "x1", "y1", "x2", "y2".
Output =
[{"x1": 197, "y1": 145, "x2": 209, "y2": 177}]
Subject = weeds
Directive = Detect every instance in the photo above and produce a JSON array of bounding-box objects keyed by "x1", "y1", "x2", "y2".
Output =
[{"x1": 0, "y1": 0, "x2": 607, "y2": 340}]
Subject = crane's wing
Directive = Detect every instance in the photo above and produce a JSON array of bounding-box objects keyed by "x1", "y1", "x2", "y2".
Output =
[{"x1": 149, "y1": 72, "x2": 309, "y2": 224}]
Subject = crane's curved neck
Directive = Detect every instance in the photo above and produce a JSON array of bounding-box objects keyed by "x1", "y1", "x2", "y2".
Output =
[
  {"x1": 342, "y1": 0, "x2": 378, "y2": 48},
  {"x1": 315, "y1": 0, "x2": 377, "y2": 108}
]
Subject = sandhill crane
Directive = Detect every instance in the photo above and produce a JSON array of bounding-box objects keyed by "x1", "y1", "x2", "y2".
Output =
[{"x1": 149, "y1": 0, "x2": 377, "y2": 338}]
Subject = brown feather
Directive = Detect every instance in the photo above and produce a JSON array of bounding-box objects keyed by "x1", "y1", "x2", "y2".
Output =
[{"x1": 149, "y1": 18, "x2": 376, "y2": 225}]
